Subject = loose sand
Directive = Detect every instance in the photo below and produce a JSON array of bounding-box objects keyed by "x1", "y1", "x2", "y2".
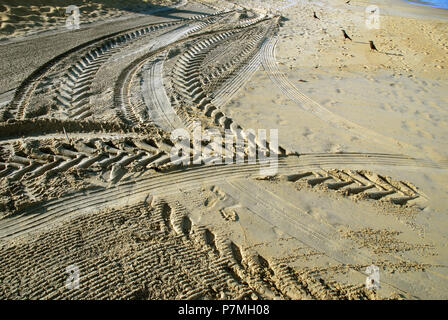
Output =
[{"x1": 0, "y1": 0, "x2": 447, "y2": 300}]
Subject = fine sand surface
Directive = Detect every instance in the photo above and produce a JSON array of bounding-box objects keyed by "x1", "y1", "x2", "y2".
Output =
[{"x1": 0, "y1": 0, "x2": 447, "y2": 300}]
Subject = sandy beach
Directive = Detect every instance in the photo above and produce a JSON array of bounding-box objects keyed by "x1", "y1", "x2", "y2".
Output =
[{"x1": 0, "y1": 0, "x2": 447, "y2": 300}]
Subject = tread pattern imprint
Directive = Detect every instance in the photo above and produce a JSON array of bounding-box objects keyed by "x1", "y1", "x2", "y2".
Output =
[{"x1": 0, "y1": 1, "x2": 445, "y2": 300}]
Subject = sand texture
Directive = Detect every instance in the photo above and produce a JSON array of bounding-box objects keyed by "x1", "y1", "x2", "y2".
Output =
[
  {"x1": 0, "y1": 0, "x2": 447, "y2": 300},
  {"x1": 0, "y1": 0, "x2": 180, "y2": 40}
]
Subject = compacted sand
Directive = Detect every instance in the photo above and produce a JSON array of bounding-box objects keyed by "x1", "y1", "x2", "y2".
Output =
[{"x1": 0, "y1": 0, "x2": 447, "y2": 300}]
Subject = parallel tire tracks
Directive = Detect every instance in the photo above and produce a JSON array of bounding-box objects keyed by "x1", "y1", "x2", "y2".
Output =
[{"x1": 0, "y1": 152, "x2": 438, "y2": 240}]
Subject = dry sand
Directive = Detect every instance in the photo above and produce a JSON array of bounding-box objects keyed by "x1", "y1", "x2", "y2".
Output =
[
  {"x1": 0, "y1": 0, "x2": 447, "y2": 300},
  {"x1": 0, "y1": 0, "x2": 180, "y2": 40}
]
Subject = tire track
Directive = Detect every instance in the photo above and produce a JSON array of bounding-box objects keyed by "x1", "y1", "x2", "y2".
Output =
[
  {"x1": 261, "y1": 36, "x2": 436, "y2": 159},
  {"x1": 141, "y1": 53, "x2": 184, "y2": 130},
  {"x1": 211, "y1": 44, "x2": 263, "y2": 108},
  {"x1": 275, "y1": 167, "x2": 424, "y2": 205},
  {"x1": 4, "y1": 9, "x2": 229, "y2": 122},
  {"x1": 0, "y1": 200, "x2": 256, "y2": 299},
  {"x1": 0, "y1": 195, "x2": 382, "y2": 299},
  {"x1": 55, "y1": 22, "x2": 182, "y2": 120},
  {"x1": 114, "y1": 21, "x2": 224, "y2": 125},
  {"x1": 223, "y1": 179, "x2": 428, "y2": 298},
  {"x1": 169, "y1": 21, "x2": 274, "y2": 153},
  {"x1": 0, "y1": 152, "x2": 440, "y2": 240},
  {"x1": 5, "y1": 21, "x2": 184, "y2": 121},
  {"x1": 0, "y1": 5, "x2": 445, "y2": 300}
]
